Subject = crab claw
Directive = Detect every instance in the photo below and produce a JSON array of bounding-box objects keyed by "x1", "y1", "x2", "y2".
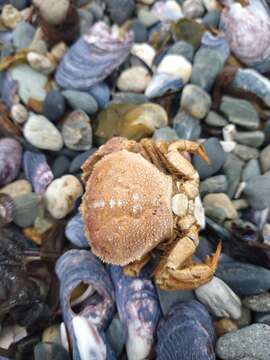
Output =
[{"x1": 168, "y1": 140, "x2": 211, "y2": 165}]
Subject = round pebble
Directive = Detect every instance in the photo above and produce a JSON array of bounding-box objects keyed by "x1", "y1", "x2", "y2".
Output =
[
  {"x1": 167, "y1": 41, "x2": 194, "y2": 62},
  {"x1": 106, "y1": 0, "x2": 135, "y2": 24},
  {"x1": 129, "y1": 20, "x2": 148, "y2": 43},
  {"x1": 181, "y1": 84, "x2": 212, "y2": 119},
  {"x1": 0, "y1": 179, "x2": 32, "y2": 199},
  {"x1": 1, "y1": 4, "x2": 22, "y2": 29},
  {"x1": 52, "y1": 156, "x2": 70, "y2": 178},
  {"x1": 62, "y1": 90, "x2": 98, "y2": 115},
  {"x1": 117, "y1": 67, "x2": 151, "y2": 93},
  {"x1": 203, "y1": 193, "x2": 238, "y2": 220},
  {"x1": 43, "y1": 91, "x2": 66, "y2": 123},
  {"x1": 157, "y1": 55, "x2": 192, "y2": 84},
  {"x1": 10, "y1": 103, "x2": 28, "y2": 124},
  {"x1": 36, "y1": 0, "x2": 70, "y2": 26},
  {"x1": 243, "y1": 292, "x2": 270, "y2": 312}
]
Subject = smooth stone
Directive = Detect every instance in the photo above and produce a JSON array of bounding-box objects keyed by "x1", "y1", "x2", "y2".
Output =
[
  {"x1": 10, "y1": 64, "x2": 48, "y2": 104},
  {"x1": 106, "y1": 315, "x2": 125, "y2": 357},
  {"x1": 27, "y1": 52, "x2": 55, "y2": 75},
  {"x1": 220, "y1": 96, "x2": 259, "y2": 130},
  {"x1": 69, "y1": 149, "x2": 96, "y2": 174},
  {"x1": 214, "y1": 318, "x2": 238, "y2": 337},
  {"x1": 157, "y1": 55, "x2": 192, "y2": 84},
  {"x1": 172, "y1": 18, "x2": 205, "y2": 50},
  {"x1": 254, "y1": 312, "x2": 270, "y2": 326},
  {"x1": 204, "y1": 203, "x2": 226, "y2": 223},
  {"x1": 157, "y1": 287, "x2": 195, "y2": 315},
  {"x1": 193, "y1": 137, "x2": 226, "y2": 180},
  {"x1": 222, "y1": 153, "x2": 244, "y2": 198},
  {"x1": 2, "y1": 4, "x2": 22, "y2": 29},
  {"x1": 260, "y1": 144, "x2": 270, "y2": 173},
  {"x1": 243, "y1": 292, "x2": 270, "y2": 312},
  {"x1": 112, "y1": 92, "x2": 148, "y2": 104},
  {"x1": 233, "y1": 144, "x2": 259, "y2": 161},
  {"x1": 167, "y1": 40, "x2": 194, "y2": 62},
  {"x1": 62, "y1": 90, "x2": 98, "y2": 115},
  {"x1": 201, "y1": 10, "x2": 220, "y2": 27},
  {"x1": 195, "y1": 276, "x2": 242, "y2": 319},
  {"x1": 138, "y1": 9, "x2": 159, "y2": 28},
  {"x1": 216, "y1": 262, "x2": 270, "y2": 296},
  {"x1": 106, "y1": 0, "x2": 135, "y2": 24},
  {"x1": 34, "y1": 342, "x2": 70, "y2": 360},
  {"x1": 235, "y1": 306, "x2": 251, "y2": 328},
  {"x1": 0, "y1": 179, "x2": 31, "y2": 199},
  {"x1": 242, "y1": 159, "x2": 261, "y2": 182},
  {"x1": 65, "y1": 212, "x2": 89, "y2": 248},
  {"x1": 145, "y1": 73, "x2": 183, "y2": 98},
  {"x1": 51, "y1": 156, "x2": 70, "y2": 178},
  {"x1": 216, "y1": 324, "x2": 270, "y2": 360},
  {"x1": 202, "y1": 0, "x2": 218, "y2": 11},
  {"x1": 244, "y1": 171, "x2": 270, "y2": 210},
  {"x1": 173, "y1": 111, "x2": 201, "y2": 139},
  {"x1": 235, "y1": 131, "x2": 265, "y2": 148},
  {"x1": 43, "y1": 91, "x2": 66, "y2": 123},
  {"x1": 205, "y1": 111, "x2": 228, "y2": 128},
  {"x1": 36, "y1": 0, "x2": 70, "y2": 26},
  {"x1": 78, "y1": 9, "x2": 94, "y2": 35},
  {"x1": 203, "y1": 193, "x2": 238, "y2": 220},
  {"x1": 23, "y1": 115, "x2": 63, "y2": 151},
  {"x1": 10, "y1": 103, "x2": 28, "y2": 124},
  {"x1": 12, "y1": 21, "x2": 35, "y2": 49},
  {"x1": 88, "y1": 82, "x2": 110, "y2": 109},
  {"x1": 200, "y1": 175, "x2": 228, "y2": 196},
  {"x1": 129, "y1": 20, "x2": 148, "y2": 43},
  {"x1": 182, "y1": 0, "x2": 205, "y2": 18},
  {"x1": 131, "y1": 43, "x2": 156, "y2": 68},
  {"x1": 13, "y1": 192, "x2": 42, "y2": 227},
  {"x1": 191, "y1": 48, "x2": 224, "y2": 91},
  {"x1": 181, "y1": 84, "x2": 211, "y2": 119},
  {"x1": 117, "y1": 67, "x2": 151, "y2": 93},
  {"x1": 152, "y1": 127, "x2": 179, "y2": 141},
  {"x1": 44, "y1": 175, "x2": 83, "y2": 219},
  {"x1": 220, "y1": 141, "x2": 236, "y2": 153}
]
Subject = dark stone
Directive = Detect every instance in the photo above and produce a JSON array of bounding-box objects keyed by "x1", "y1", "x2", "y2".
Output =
[
  {"x1": 0, "y1": 0, "x2": 30, "y2": 10},
  {"x1": 43, "y1": 91, "x2": 66, "y2": 123},
  {"x1": 201, "y1": 10, "x2": 220, "y2": 27},
  {"x1": 244, "y1": 171, "x2": 270, "y2": 210},
  {"x1": 173, "y1": 111, "x2": 201, "y2": 140},
  {"x1": 129, "y1": 20, "x2": 148, "y2": 43},
  {"x1": 106, "y1": 0, "x2": 135, "y2": 25},
  {"x1": 193, "y1": 137, "x2": 226, "y2": 180},
  {"x1": 222, "y1": 153, "x2": 244, "y2": 198},
  {"x1": 52, "y1": 156, "x2": 70, "y2": 178},
  {"x1": 69, "y1": 149, "x2": 96, "y2": 174},
  {"x1": 34, "y1": 342, "x2": 70, "y2": 360},
  {"x1": 254, "y1": 312, "x2": 270, "y2": 326}
]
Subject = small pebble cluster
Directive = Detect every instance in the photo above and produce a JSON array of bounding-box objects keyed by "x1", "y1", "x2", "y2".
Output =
[{"x1": 0, "y1": 0, "x2": 270, "y2": 359}]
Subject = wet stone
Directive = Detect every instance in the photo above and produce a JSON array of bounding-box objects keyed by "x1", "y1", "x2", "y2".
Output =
[
  {"x1": 244, "y1": 171, "x2": 270, "y2": 210},
  {"x1": 51, "y1": 156, "x2": 70, "y2": 178},
  {"x1": 173, "y1": 111, "x2": 201, "y2": 140},
  {"x1": 243, "y1": 292, "x2": 270, "y2": 312},
  {"x1": 205, "y1": 111, "x2": 228, "y2": 128},
  {"x1": 203, "y1": 193, "x2": 238, "y2": 220},
  {"x1": 260, "y1": 144, "x2": 270, "y2": 173},
  {"x1": 62, "y1": 90, "x2": 98, "y2": 115},
  {"x1": 222, "y1": 153, "x2": 244, "y2": 198},
  {"x1": 106, "y1": 0, "x2": 135, "y2": 25},
  {"x1": 34, "y1": 342, "x2": 70, "y2": 360},
  {"x1": 152, "y1": 127, "x2": 179, "y2": 141},
  {"x1": 235, "y1": 131, "x2": 265, "y2": 148},
  {"x1": 167, "y1": 40, "x2": 194, "y2": 62},
  {"x1": 43, "y1": 91, "x2": 66, "y2": 123},
  {"x1": 200, "y1": 175, "x2": 228, "y2": 196},
  {"x1": 69, "y1": 149, "x2": 96, "y2": 174},
  {"x1": 181, "y1": 84, "x2": 212, "y2": 120},
  {"x1": 233, "y1": 144, "x2": 259, "y2": 161}
]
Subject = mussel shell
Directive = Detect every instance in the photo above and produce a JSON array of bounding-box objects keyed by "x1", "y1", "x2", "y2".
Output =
[
  {"x1": 145, "y1": 73, "x2": 183, "y2": 98},
  {"x1": 23, "y1": 151, "x2": 54, "y2": 194},
  {"x1": 1, "y1": 71, "x2": 19, "y2": 109},
  {"x1": 201, "y1": 31, "x2": 230, "y2": 61},
  {"x1": 65, "y1": 212, "x2": 89, "y2": 248},
  {"x1": 0, "y1": 193, "x2": 15, "y2": 227},
  {"x1": 156, "y1": 300, "x2": 215, "y2": 360},
  {"x1": 55, "y1": 21, "x2": 134, "y2": 90},
  {"x1": 0, "y1": 138, "x2": 22, "y2": 187}
]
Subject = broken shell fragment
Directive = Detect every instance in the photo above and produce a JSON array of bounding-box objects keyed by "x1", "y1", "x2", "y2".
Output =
[
  {"x1": 171, "y1": 193, "x2": 189, "y2": 216},
  {"x1": 0, "y1": 138, "x2": 22, "y2": 187},
  {"x1": 65, "y1": 212, "x2": 89, "y2": 248},
  {"x1": 0, "y1": 193, "x2": 15, "y2": 227}
]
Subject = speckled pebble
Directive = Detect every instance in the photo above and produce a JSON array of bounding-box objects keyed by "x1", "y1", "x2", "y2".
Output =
[
  {"x1": 181, "y1": 84, "x2": 212, "y2": 119},
  {"x1": 243, "y1": 292, "x2": 270, "y2": 312}
]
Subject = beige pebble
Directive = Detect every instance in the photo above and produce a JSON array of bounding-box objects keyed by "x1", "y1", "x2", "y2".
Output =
[
  {"x1": 117, "y1": 67, "x2": 151, "y2": 93},
  {"x1": 131, "y1": 43, "x2": 156, "y2": 68},
  {"x1": 42, "y1": 324, "x2": 62, "y2": 344},
  {"x1": 203, "y1": 193, "x2": 238, "y2": 219},
  {"x1": 44, "y1": 175, "x2": 83, "y2": 219},
  {"x1": 0, "y1": 180, "x2": 32, "y2": 199},
  {"x1": 157, "y1": 55, "x2": 192, "y2": 84},
  {"x1": 0, "y1": 325, "x2": 27, "y2": 349},
  {"x1": 27, "y1": 52, "x2": 55, "y2": 74},
  {"x1": 214, "y1": 318, "x2": 238, "y2": 337},
  {"x1": 37, "y1": 0, "x2": 70, "y2": 26},
  {"x1": 11, "y1": 103, "x2": 28, "y2": 124},
  {"x1": 50, "y1": 42, "x2": 68, "y2": 62},
  {"x1": 1, "y1": 5, "x2": 22, "y2": 29}
]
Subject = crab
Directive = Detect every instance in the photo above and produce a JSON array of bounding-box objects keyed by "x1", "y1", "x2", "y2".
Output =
[{"x1": 80, "y1": 137, "x2": 221, "y2": 290}]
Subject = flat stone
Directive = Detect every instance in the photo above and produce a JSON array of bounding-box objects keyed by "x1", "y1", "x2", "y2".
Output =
[
  {"x1": 62, "y1": 90, "x2": 98, "y2": 115},
  {"x1": 205, "y1": 111, "x2": 228, "y2": 128},
  {"x1": 181, "y1": 84, "x2": 212, "y2": 119},
  {"x1": 222, "y1": 153, "x2": 244, "y2": 198},
  {"x1": 216, "y1": 324, "x2": 270, "y2": 360},
  {"x1": 233, "y1": 144, "x2": 259, "y2": 161},
  {"x1": 152, "y1": 127, "x2": 179, "y2": 141},
  {"x1": 12, "y1": 21, "x2": 35, "y2": 49},
  {"x1": 52, "y1": 156, "x2": 70, "y2": 178},
  {"x1": 216, "y1": 262, "x2": 270, "y2": 296},
  {"x1": 203, "y1": 193, "x2": 238, "y2": 220},
  {"x1": 167, "y1": 40, "x2": 194, "y2": 62},
  {"x1": 242, "y1": 159, "x2": 261, "y2": 182},
  {"x1": 0, "y1": 179, "x2": 32, "y2": 199},
  {"x1": 244, "y1": 171, "x2": 270, "y2": 210},
  {"x1": 220, "y1": 96, "x2": 259, "y2": 130},
  {"x1": 193, "y1": 137, "x2": 226, "y2": 180},
  {"x1": 235, "y1": 131, "x2": 265, "y2": 148},
  {"x1": 243, "y1": 292, "x2": 270, "y2": 312},
  {"x1": 200, "y1": 175, "x2": 228, "y2": 196},
  {"x1": 173, "y1": 111, "x2": 201, "y2": 140},
  {"x1": 260, "y1": 144, "x2": 270, "y2": 173}
]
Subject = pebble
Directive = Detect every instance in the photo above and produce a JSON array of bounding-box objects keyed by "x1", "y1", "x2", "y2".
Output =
[
  {"x1": 27, "y1": 52, "x2": 55, "y2": 75},
  {"x1": 216, "y1": 262, "x2": 270, "y2": 296},
  {"x1": 235, "y1": 131, "x2": 265, "y2": 148},
  {"x1": 13, "y1": 192, "x2": 42, "y2": 227},
  {"x1": 157, "y1": 54, "x2": 192, "y2": 84},
  {"x1": 214, "y1": 318, "x2": 238, "y2": 337},
  {"x1": 254, "y1": 312, "x2": 270, "y2": 326},
  {"x1": 42, "y1": 325, "x2": 62, "y2": 344},
  {"x1": 69, "y1": 149, "x2": 95, "y2": 174},
  {"x1": 131, "y1": 43, "x2": 156, "y2": 68},
  {"x1": 157, "y1": 287, "x2": 195, "y2": 315},
  {"x1": 216, "y1": 324, "x2": 270, "y2": 360},
  {"x1": 180, "y1": 84, "x2": 211, "y2": 119},
  {"x1": 200, "y1": 175, "x2": 228, "y2": 196},
  {"x1": 129, "y1": 20, "x2": 148, "y2": 43},
  {"x1": 244, "y1": 171, "x2": 270, "y2": 210},
  {"x1": 243, "y1": 292, "x2": 270, "y2": 312},
  {"x1": 36, "y1": 0, "x2": 70, "y2": 26},
  {"x1": 23, "y1": 114, "x2": 63, "y2": 151},
  {"x1": 44, "y1": 175, "x2": 83, "y2": 219},
  {"x1": 235, "y1": 306, "x2": 251, "y2": 328},
  {"x1": 202, "y1": 0, "x2": 218, "y2": 10},
  {"x1": 167, "y1": 41, "x2": 194, "y2": 62},
  {"x1": 43, "y1": 91, "x2": 66, "y2": 123},
  {"x1": 152, "y1": 126, "x2": 179, "y2": 141},
  {"x1": 52, "y1": 156, "x2": 70, "y2": 178},
  {"x1": 204, "y1": 203, "x2": 226, "y2": 223},
  {"x1": 62, "y1": 90, "x2": 98, "y2": 115},
  {"x1": 182, "y1": 0, "x2": 205, "y2": 18},
  {"x1": 34, "y1": 342, "x2": 70, "y2": 360},
  {"x1": 222, "y1": 153, "x2": 244, "y2": 198},
  {"x1": 203, "y1": 193, "x2": 238, "y2": 220},
  {"x1": 173, "y1": 111, "x2": 201, "y2": 139},
  {"x1": 106, "y1": 0, "x2": 135, "y2": 24},
  {"x1": 12, "y1": 21, "x2": 35, "y2": 49},
  {"x1": 220, "y1": 96, "x2": 259, "y2": 130},
  {"x1": 193, "y1": 137, "x2": 226, "y2": 180},
  {"x1": 117, "y1": 67, "x2": 151, "y2": 93},
  {"x1": 205, "y1": 111, "x2": 228, "y2": 128},
  {"x1": 61, "y1": 110, "x2": 92, "y2": 151},
  {"x1": 201, "y1": 10, "x2": 220, "y2": 27},
  {"x1": 260, "y1": 144, "x2": 270, "y2": 173},
  {"x1": 106, "y1": 315, "x2": 125, "y2": 357},
  {"x1": 0, "y1": 179, "x2": 32, "y2": 199},
  {"x1": 172, "y1": 18, "x2": 205, "y2": 50},
  {"x1": 233, "y1": 144, "x2": 259, "y2": 161},
  {"x1": 10, "y1": 103, "x2": 28, "y2": 124},
  {"x1": 138, "y1": 9, "x2": 159, "y2": 28},
  {"x1": 1, "y1": 4, "x2": 22, "y2": 29},
  {"x1": 10, "y1": 64, "x2": 48, "y2": 104},
  {"x1": 88, "y1": 82, "x2": 110, "y2": 109},
  {"x1": 242, "y1": 159, "x2": 261, "y2": 182}
]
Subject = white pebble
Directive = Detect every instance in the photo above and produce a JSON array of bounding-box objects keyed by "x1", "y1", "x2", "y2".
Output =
[
  {"x1": 157, "y1": 55, "x2": 192, "y2": 84},
  {"x1": 220, "y1": 140, "x2": 236, "y2": 152},
  {"x1": 44, "y1": 175, "x2": 83, "y2": 219},
  {"x1": 27, "y1": 52, "x2": 55, "y2": 74},
  {"x1": 117, "y1": 67, "x2": 151, "y2": 93},
  {"x1": 223, "y1": 124, "x2": 237, "y2": 142},
  {"x1": 1, "y1": 5, "x2": 22, "y2": 29},
  {"x1": 131, "y1": 43, "x2": 156, "y2": 68},
  {"x1": 11, "y1": 103, "x2": 28, "y2": 124}
]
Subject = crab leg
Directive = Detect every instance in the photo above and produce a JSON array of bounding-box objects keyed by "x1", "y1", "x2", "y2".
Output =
[
  {"x1": 123, "y1": 253, "x2": 151, "y2": 276},
  {"x1": 168, "y1": 140, "x2": 210, "y2": 164}
]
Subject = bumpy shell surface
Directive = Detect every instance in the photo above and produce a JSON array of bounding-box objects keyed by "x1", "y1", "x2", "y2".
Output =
[
  {"x1": 55, "y1": 21, "x2": 134, "y2": 90},
  {"x1": 0, "y1": 138, "x2": 22, "y2": 187},
  {"x1": 81, "y1": 149, "x2": 173, "y2": 265},
  {"x1": 0, "y1": 193, "x2": 15, "y2": 227},
  {"x1": 220, "y1": 0, "x2": 270, "y2": 73}
]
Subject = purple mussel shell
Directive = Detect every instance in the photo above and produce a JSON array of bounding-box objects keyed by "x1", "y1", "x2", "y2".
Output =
[
  {"x1": 0, "y1": 193, "x2": 15, "y2": 227},
  {"x1": 55, "y1": 21, "x2": 134, "y2": 90},
  {"x1": 55, "y1": 250, "x2": 115, "y2": 359},
  {"x1": 156, "y1": 300, "x2": 215, "y2": 360},
  {"x1": 201, "y1": 31, "x2": 230, "y2": 61},
  {"x1": 23, "y1": 151, "x2": 54, "y2": 194},
  {"x1": 0, "y1": 138, "x2": 22, "y2": 187},
  {"x1": 220, "y1": 0, "x2": 270, "y2": 73},
  {"x1": 65, "y1": 212, "x2": 89, "y2": 248},
  {"x1": 0, "y1": 71, "x2": 19, "y2": 109},
  {"x1": 110, "y1": 266, "x2": 161, "y2": 360}
]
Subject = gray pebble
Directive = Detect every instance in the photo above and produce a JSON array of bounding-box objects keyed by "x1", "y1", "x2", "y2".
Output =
[
  {"x1": 216, "y1": 324, "x2": 270, "y2": 360},
  {"x1": 129, "y1": 20, "x2": 148, "y2": 43},
  {"x1": 43, "y1": 91, "x2": 66, "y2": 123},
  {"x1": 34, "y1": 342, "x2": 70, "y2": 360},
  {"x1": 193, "y1": 137, "x2": 226, "y2": 180},
  {"x1": 233, "y1": 144, "x2": 259, "y2": 161},
  {"x1": 62, "y1": 90, "x2": 98, "y2": 115},
  {"x1": 220, "y1": 96, "x2": 259, "y2": 130},
  {"x1": 200, "y1": 175, "x2": 228, "y2": 196},
  {"x1": 260, "y1": 144, "x2": 270, "y2": 173},
  {"x1": 138, "y1": 9, "x2": 159, "y2": 28},
  {"x1": 106, "y1": 0, "x2": 135, "y2": 25},
  {"x1": 243, "y1": 292, "x2": 270, "y2": 312},
  {"x1": 167, "y1": 41, "x2": 194, "y2": 62},
  {"x1": 235, "y1": 306, "x2": 252, "y2": 328},
  {"x1": 13, "y1": 192, "x2": 43, "y2": 227},
  {"x1": 69, "y1": 149, "x2": 96, "y2": 174},
  {"x1": 204, "y1": 203, "x2": 227, "y2": 223},
  {"x1": 157, "y1": 287, "x2": 194, "y2": 315},
  {"x1": 173, "y1": 111, "x2": 201, "y2": 139},
  {"x1": 201, "y1": 10, "x2": 220, "y2": 27},
  {"x1": 78, "y1": 9, "x2": 94, "y2": 35},
  {"x1": 1, "y1": 0, "x2": 29, "y2": 10},
  {"x1": 242, "y1": 159, "x2": 261, "y2": 182},
  {"x1": 152, "y1": 127, "x2": 179, "y2": 141},
  {"x1": 244, "y1": 171, "x2": 270, "y2": 210},
  {"x1": 235, "y1": 131, "x2": 265, "y2": 148},
  {"x1": 181, "y1": 84, "x2": 212, "y2": 119},
  {"x1": 223, "y1": 153, "x2": 244, "y2": 198},
  {"x1": 12, "y1": 21, "x2": 35, "y2": 50},
  {"x1": 106, "y1": 314, "x2": 125, "y2": 356},
  {"x1": 52, "y1": 156, "x2": 70, "y2": 178},
  {"x1": 205, "y1": 111, "x2": 228, "y2": 128},
  {"x1": 112, "y1": 92, "x2": 148, "y2": 104}
]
